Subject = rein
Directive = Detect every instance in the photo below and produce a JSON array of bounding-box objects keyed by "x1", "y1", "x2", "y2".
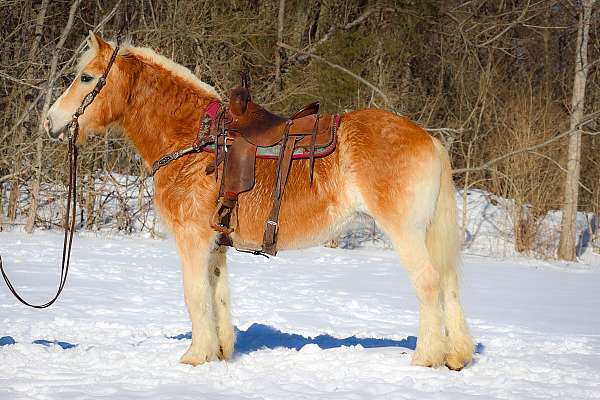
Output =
[{"x1": 0, "y1": 42, "x2": 120, "y2": 308}]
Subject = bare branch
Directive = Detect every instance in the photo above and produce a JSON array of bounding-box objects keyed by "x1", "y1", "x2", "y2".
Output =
[
  {"x1": 298, "y1": 7, "x2": 382, "y2": 60},
  {"x1": 0, "y1": 71, "x2": 43, "y2": 90},
  {"x1": 277, "y1": 42, "x2": 396, "y2": 112},
  {"x1": 453, "y1": 112, "x2": 600, "y2": 174},
  {"x1": 2, "y1": 1, "x2": 121, "y2": 142},
  {"x1": 0, "y1": 169, "x2": 31, "y2": 184}
]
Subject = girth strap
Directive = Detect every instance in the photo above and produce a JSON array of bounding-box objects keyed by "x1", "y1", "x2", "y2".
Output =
[{"x1": 262, "y1": 122, "x2": 295, "y2": 256}]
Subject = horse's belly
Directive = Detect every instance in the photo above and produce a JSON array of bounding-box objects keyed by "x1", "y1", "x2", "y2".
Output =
[{"x1": 231, "y1": 156, "x2": 353, "y2": 250}]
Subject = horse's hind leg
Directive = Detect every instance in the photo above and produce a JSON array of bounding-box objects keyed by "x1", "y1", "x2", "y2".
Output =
[
  {"x1": 354, "y1": 158, "x2": 447, "y2": 366},
  {"x1": 208, "y1": 246, "x2": 235, "y2": 359},
  {"x1": 355, "y1": 169, "x2": 473, "y2": 368},
  {"x1": 440, "y1": 261, "x2": 473, "y2": 370},
  {"x1": 386, "y1": 226, "x2": 447, "y2": 367}
]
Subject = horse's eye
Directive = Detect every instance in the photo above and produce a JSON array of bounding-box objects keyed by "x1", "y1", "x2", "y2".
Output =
[{"x1": 80, "y1": 74, "x2": 94, "y2": 83}]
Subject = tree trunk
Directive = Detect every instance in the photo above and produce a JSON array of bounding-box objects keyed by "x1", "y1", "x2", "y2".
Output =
[
  {"x1": 300, "y1": 0, "x2": 322, "y2": 47},
  {"x1": 274, "y1": 0, "x2": 285, "y2": 90},
  {"x1": 22, "y1": 0, "x2": 49, "y2": 233},
  {"x1": 0, "y1": 182, "x2": 4, "y2": 231},
  {"x1": 136, "y1": 167, "x2": 147, "y2": 230},
  {"x1": 84, "y1": 171, "x2": 96, "y2": 230},
  {"x1": 558, "y1": 0, "x2": 596, "y2": 260},
  {"x1": 24, "y1": 137, "x2": 43, "y2": 233},
  {"x1": 26, "y1": 0, "x2": 80, "y2": 233},
  {"x1": 542, "y1": 2, "x2": 552, "y2": 97},
  {"x1": 22, "y1": 0, "x2": 51, "y2": 233},
  {"x1": 7, "y1": 154, "x2": 20, "y2": 223}
]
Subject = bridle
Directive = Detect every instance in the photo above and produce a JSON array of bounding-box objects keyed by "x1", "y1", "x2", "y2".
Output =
[{"x1": 0, "y1": 41, "x2": 121, "y2": 308}]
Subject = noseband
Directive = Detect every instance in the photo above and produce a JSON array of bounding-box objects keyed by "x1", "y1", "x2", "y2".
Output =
[{"x1": 0, "y1": 41, "x2": 121, "y2": 308}]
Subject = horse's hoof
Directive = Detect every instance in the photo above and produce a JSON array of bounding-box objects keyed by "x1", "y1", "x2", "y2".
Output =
[
  {"x1": 180, "y1": 347, "x2": 218, "y2": 366},
  {"x1": 446, "y1": 363, "x2": 463, "y2": 371},
  {"x1": 411, "y1": 351, "x2": 445, "y2": 368},
  {"x1": 412, "y1": 361, "x2": 433, "y2": 368},
  {"x1": 445, "y1": 353, "x2": 471, "y2": 371},
  {"x1": 411, "y1": 356, "x2": 438, "y2": 368}
]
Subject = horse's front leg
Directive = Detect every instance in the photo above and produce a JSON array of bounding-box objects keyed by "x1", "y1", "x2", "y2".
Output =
[
  {"x1": 208, "y1": 245, "x2": 235, "y2": 359},
  {"x1": 175, "y1": 229, "x2": 220, "y2": 366}
]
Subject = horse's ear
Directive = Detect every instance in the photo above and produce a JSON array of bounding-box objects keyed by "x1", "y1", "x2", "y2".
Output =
[{"x1": 87, "y1": 30, "x2": 111, "y2": 52}]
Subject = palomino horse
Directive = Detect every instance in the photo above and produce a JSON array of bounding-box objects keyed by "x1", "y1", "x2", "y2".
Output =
[{"x1": 44, "y1": 33, "x2": 474, "y2": 370}]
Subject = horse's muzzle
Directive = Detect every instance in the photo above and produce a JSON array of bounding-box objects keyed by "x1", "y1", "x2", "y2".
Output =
[{"x1": 44, "y1": 117, "x2": 66, "y2": 142}]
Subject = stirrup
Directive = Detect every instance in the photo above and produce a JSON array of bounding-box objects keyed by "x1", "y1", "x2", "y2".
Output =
[
  {"x1": 210, "y1": 198, "x2": 235, "y2": 234},
  {"x1": 216, "y1": 233, "x2": 233, "y2": 247}
]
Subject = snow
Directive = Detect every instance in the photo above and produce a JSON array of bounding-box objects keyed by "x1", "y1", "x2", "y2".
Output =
[
  {"x1": 456, "y1": 189, "x2": 599, "y2": 262},
  {"x1": 1, "y1": 231, "x2": 599, "y2": 399}
]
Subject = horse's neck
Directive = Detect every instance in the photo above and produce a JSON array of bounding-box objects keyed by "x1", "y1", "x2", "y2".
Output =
[{"x1": 121, "y1": 65, "x2": 215, "y2": 168}]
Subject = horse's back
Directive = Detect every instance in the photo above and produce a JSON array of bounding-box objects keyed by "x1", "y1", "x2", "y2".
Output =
[{"x1": 338, "y1": 109, "x2": 436, "y2": 166}]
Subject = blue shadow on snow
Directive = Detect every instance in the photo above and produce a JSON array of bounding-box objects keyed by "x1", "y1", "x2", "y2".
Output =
[
  {"x1": 0, "y1": 335, "x2": 77, "y2": 350},
  {"x1": 0, "y1": 336, "x2": 16, "y2": 346},
  {"x1": 169, "y1": 323, "x2": 484, "y2": 355},
  {"x1": 169, "y1": 323, "x2": 417, "y2": 353},
  {"x1": 576, "y1": 214, "x2": 596, "y2": 256},
  {"x1": 32, "y1": 339, "x2": 77, "y2": 349},
  {"x1": 2, "y1": 325, "x2": 484, "y2": 354}
]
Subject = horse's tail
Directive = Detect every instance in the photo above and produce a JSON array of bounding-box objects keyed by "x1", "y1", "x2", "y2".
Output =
[
  {"x1": 426, "y1": 138, "x2": 460, "y2": 286},
  {"x1": 426, "y1": 138, "x2": 474, "y2": 368}
]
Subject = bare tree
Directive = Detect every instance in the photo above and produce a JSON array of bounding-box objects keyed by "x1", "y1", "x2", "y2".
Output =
[
  {"x1": 558, "y1": 0, "x2": 596, "y2": 260},
  {"x1": 25, "y1": 0, "x2": 81, "y2": 233},
  {"x1": 274, "y1": 0, "x2": 285, "y2": 90}
]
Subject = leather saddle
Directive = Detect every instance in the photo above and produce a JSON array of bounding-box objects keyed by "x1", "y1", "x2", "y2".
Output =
[{"x1": 209, "y1": 85, "x2": 340, "y2": 255}]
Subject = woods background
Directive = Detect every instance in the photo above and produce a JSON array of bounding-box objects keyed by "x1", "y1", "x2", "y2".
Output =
[{"x1": 0, "y1": 0, "x2": 598, "y2": 257}]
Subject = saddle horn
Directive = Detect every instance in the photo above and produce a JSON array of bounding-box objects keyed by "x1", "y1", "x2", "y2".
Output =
[{"x1": 229, "y1": 86, "x2": 251, "y2": 115}]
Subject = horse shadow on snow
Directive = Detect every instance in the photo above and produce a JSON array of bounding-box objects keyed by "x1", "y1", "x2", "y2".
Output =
[
  {"x1": 170, "y1": 323, "x2": 485, "y2": 355},
  {"x1": 2, "y1": 324, "x2": 484, "y2": 355}
]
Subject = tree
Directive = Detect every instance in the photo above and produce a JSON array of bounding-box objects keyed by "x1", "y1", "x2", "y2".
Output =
[{"x1": 558, "y1": 0, "x2": 597, "y2": 260}]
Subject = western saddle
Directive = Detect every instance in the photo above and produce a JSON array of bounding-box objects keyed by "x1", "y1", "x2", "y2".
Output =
[{"x1": 152, "y1": 83, "x2": 341, "y2": 256}]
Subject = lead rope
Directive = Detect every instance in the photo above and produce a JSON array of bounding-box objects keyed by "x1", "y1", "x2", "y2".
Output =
[{"x1": 0, "y1": 40, "x2": 121, "y2": 308}]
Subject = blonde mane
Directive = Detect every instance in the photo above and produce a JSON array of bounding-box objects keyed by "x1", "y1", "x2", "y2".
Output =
[{"x1": 77, "y1": 41, "x2": 221, "y2": 99}]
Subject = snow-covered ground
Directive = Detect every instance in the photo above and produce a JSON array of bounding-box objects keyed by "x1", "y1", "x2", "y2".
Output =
[{"x1": 1, "y1": 231, "x2": 599, "y2": 399}]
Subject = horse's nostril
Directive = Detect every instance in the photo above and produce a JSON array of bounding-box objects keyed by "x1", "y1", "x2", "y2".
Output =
[{"x1": 44, "y1": 117, "x2": 65, "y2": 141}]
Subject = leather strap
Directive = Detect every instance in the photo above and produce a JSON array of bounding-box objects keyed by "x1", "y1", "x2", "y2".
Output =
[
  {"x1": 151, "y1": 100, "x2": 223, "y2": 176},
  {"x1": 262, "y1": 122, "x2": 295, "y2": 256},
  {"x1": 309, "y1": 115, "x2": 319, "y2": 185},
  {"x1": 0, "y1": 40, "x2": 121, "y2": 308}
]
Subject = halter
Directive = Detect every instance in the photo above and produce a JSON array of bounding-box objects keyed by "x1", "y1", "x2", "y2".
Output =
[{"x1": 0, "y1": 40, "x2": 121, "y2": 308}]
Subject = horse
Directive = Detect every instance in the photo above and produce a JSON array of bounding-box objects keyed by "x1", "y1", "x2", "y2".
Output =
[{"x1": 44, "y1": 32, "x2": 474, "y2": 370}]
